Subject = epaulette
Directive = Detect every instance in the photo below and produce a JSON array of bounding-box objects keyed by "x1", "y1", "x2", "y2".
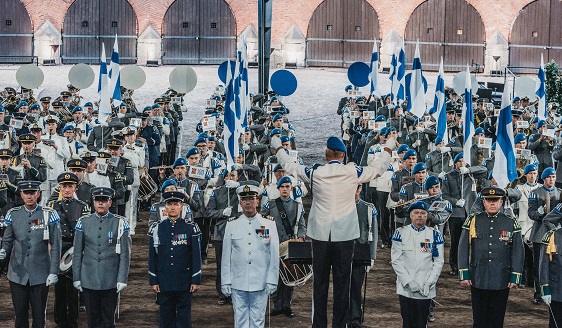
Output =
[
  {"x1": 542, "y1": 230, "x2": 555, "y2": 245},
  {"x1": 363, "y1": 201, "x2": 375, "y2": 208},
  {"x1": 114, "y1": 214, "x2": 127, "y2": 222},
  {"x1": 462, "y1": 214, "x2": 478, "y2": 229},
  {"x1": 7, "y1": 206, "x2": 22, "y2": 214},
  {"x1": 228, "y1": 216, "x2": 238, "y2": 222},
  {"x1": 42, "y1": 206, "x2": 54, "y2": 212},
  {"x1": 265, "y1": 215, "x2": 275, "y2": 221}
]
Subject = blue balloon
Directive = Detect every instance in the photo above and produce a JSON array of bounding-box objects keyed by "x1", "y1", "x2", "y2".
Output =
[
  {"x1": 270, "y1": 70, "x2": 298, "y2": 96},
  {"x1": 347, "y1": 62, "x2": 370, "y2": 87},
  {"x1": 404, "y1": 73, "x2": 428, "y2": 93},
  {"x1": 218, "y1": 60, "x2": 236, "y2": 84}
]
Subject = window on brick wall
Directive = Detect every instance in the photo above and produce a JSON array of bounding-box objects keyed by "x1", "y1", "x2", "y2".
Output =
[
  {"x1": 355, "y1": 26, "x2": 361, "y2": 32},
  {"x1": 112, "y1": 21, "x2": 118, "y2": 28},
  {"x1": 182, "y1": 22, "x2": 189, "y2": 28},
  {"x1": 5, "y1": 20, "x2": 12, "y2": 26},
  {"x1": 427, "y1": 27, "x2": 433, "y2": 34},
  {"x1": 82, "y1": 21, "x2": 88, "y2": 28},
  {"x1": 210, "y1": 22, "x2": 217, "y2": 28},
  {"x1": 532, "y1": 31, "x2": 538, "y2": 38},
  {"x1": 326, "y1": 25, "x2": 333, "y2": 31}
]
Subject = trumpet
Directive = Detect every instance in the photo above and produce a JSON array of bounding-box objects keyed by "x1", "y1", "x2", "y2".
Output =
[
  {"x1": 388, "y1": 196, "x2": 431, "y2": 210},
  {"x1": 548, "y1": 137, "x2": 556, "y2": 147},
  {"x1": 150, "y1": 165, "x2": 172, "y2": 170}
]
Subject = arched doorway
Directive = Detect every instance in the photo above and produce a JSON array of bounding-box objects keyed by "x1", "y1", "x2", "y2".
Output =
[
  {"x1": 306, "y1": 0, "x2": 379, "y2": 67},
  {"x1": 162, "y1": 0, "x2": 236, "y2": 65},
  {"x1": 0, "y1": 0, "x2": 33, "y2": 63},
  {"x1": 405, "y1": 0, "x2": 485, "y2": 71},
  {"x1": 61, "y1": 0, "x2": 138, "y2": 64},
  {"x1": 510, "y1": 0, "x2": 562, "y2": 72}
]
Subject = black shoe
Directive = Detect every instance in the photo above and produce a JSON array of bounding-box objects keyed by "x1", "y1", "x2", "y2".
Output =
[
  {"x1": 380, "y1": 243, "x2": 390, "y2": 249},
  {"x1": 533, "y1": 298, "x2": 544, "y2": 305},
  {"x1": 270, "y1": 309, "x2": 283, "y2": 316},
  {"x1": 218, "y1": 298, "x2": 228, "y2": 305},
  {"x1": 448, "y1": 270, "x2": 458, "y2": 276},
  {"x1": 283, "y1": 308, "x2": 295, "y2": 318}
]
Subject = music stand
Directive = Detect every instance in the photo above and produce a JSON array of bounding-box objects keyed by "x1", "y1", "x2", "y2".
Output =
[{"x1": 47, "y1": 44, "x2": 60, "y2": 66}]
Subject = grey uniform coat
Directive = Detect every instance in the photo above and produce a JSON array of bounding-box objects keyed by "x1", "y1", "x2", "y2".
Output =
[
  {"x1": 528, "y1": 186, "x2": 561, "y2": 243},
  {"x1": 72, "y1": 212, "x2": 131, "y2": 290},
  {"x1": 539, "y1": 229, "x2": 562, "y2": 301},
  {"x1": 1, "y1": 205, "x2": 62, "y2": 286},
  {"x1": 356, "y1": 199, "x2": 378, "y2": 260},
  {"x1": 205, "y1": 186, "x2": 241, "y2": 241},
  {"x1": 425, "y1": 150, "x2": 454, "y2": 177},
  {"x1": 261, "y1": 197, "x2": 306, "y2": 243},
  {"x1": 442, "y1": 167, "x2": 487, "y2": 218}
]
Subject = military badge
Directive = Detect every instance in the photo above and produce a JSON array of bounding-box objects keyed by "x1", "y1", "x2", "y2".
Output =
[
  {"x1": 420, "y1": 239, "x2": 433, "y2": 252},
  {"x1": 499, "y1": 230, "x2": 513, "y2": 242},
  {"x1": 256, "y1": 226, "x2": 270, "y2": 239}
]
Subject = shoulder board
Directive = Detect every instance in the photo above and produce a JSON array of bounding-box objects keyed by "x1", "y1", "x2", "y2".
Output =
[
  {"x1": 7, "y1": 206, "x2": 22, "y2": 214},
  {"x1": 265, "y1": 215, "x2": 275, "y2": 221},
  {"x1": 462, "y1": 214, "x2": 478, "y2": 228},
  {"x1": 542, "y1": 230, "x2": 555, "y2": 245},
  {"x1": 228, "y1": 216, "x2": 238, "y2": 222},
  {"x1": 363, "y1": 201, "x2": 375, "y2": 208},
  {"x1": 42, "y1": 206, "x2": 54, "y2": 212},
  {"x1": 114, "y1": 214, "x2": 127, "y2": 221}
]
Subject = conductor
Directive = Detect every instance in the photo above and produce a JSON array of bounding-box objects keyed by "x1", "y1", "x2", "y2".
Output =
[{"x1": 271, "y1": 135, "x2": 394, "y2": 327}]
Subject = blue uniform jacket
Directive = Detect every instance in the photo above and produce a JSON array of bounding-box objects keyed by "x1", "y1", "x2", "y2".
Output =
[{"x1": 148, "y1": 218, "x2": 202, "y2": 291}]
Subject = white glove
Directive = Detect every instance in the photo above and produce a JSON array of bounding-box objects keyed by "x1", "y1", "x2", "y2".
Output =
[
  {"x1": 0, "y1": 249, "x2": 6, "y2": 260},
  {"x1": 270, "y1": 136, "x2": 282, "y2": 149},
  {"x1": 221, "y1": 284, "x2": 232, "y2": 297},
  {"x1": 242, "y1": 144, "x2": 250, "y2": 151},
  {"x1": 408, "y1": 281, "x2": 421, "y2": 293},
  {"x1": 538, "y1": 206, "x2": 545, "y2": 215},
  {"x1": 116, "y1": 282, "x2": 127, "y2": 293},
  {"x1": 420, "y1": 282, "x2": 431, "y2": 297},
  {"x1": 459, "y1": 167, "x2": 470, "y2": 174},
  {"x1": 438, "y1": 171, "x2": 446, "y2": 179},
  {"x1": 73, "y1": 281, "x2": 83, "y2": 292},
  {"x1": 366, "y1": 259, "x2": 375, "y2": 273},
  {"x1": 542, "y1": 295, "x2": 552, "y2": 305},
  {"x1": 46, "y1": 274, "x2": 58, "y2": 286},
  {"x1": 223, "y1": 207, "x2": 232, "y2": 217},
  {"x1": 383, "y1": 137, "x2": 397, "y2": 151},
  {"x1": 440, "y1": 146, "x2": 451, "y2": 152},
  {"x1": 416, "y1": 126, "x2": 424, "y2": 132},
  {"x1": 265, "y1": 283, "x2": 277, "y2": 295},
  {"x1": 413, "y1": 140, "x2": 422, "y2": 148},
  {"x1": 232, "y1": 163, "x2": 243, "y2": 170},
  {"x1": 225, "y1": 180, "x2": 240, "y2": 189},
  {"x1": 456, "y1": 199, "x2": 466, "y2": 207}
]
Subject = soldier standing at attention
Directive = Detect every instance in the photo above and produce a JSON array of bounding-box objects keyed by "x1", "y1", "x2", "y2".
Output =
[
  {"x1": 0, "y1": 180, "x2": 62, "y2": 328},
  {"x1": 539, "y1": 226, "x2": 562, "y2": 327},
  {"x1": 72, "y1": 187, "x2": 131, "y2": 328},
  {"x1": 149, "y1": 191, "x2": 202, "y2": 328},
  {"x1": 458, "y1": 187, "x2": 524, "y2": 327},
  {"x1": 47, "y1": 172, "x2": 90, "y2": 328}
]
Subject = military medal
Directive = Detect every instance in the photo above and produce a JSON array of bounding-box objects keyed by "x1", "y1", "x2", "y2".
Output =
[
  {"x1": 108, "y1": 231, "x2": 113, "y2": 244},
  {"x1": 499, "y1": 230, "x2": 513, "y2": 242},
  {"x1": 256, "y1": 226, "x2": 270, "y2": 239},
  {"x1": 43, "y1": 219, "x2": 49, "y2": 241},
  {"x1": 420, "y1": 239, "x2": 433, "y2": 252}
]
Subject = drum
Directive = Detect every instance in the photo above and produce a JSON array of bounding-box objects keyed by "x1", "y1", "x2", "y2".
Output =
[
  {"x1": 138, "y1": 173, "x2": 158, "y2": 201},
  {"x1": 60, "y1": 245, "x2": 74, "y2": 274},
  {"x1": 278, "y1": 240, "x2": 313, "y2": 287}
]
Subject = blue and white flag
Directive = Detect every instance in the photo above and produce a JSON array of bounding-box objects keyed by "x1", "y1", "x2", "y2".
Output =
[
  {"x1": 406, "y1": 41, "x2": 426, "y2": 118},
  {"x1": 97, "y1": 43, "x2": 111, "y2": 124},
  {"x1": 461, "y1": 65, "x2": 475, "y2": 166},
  {"x1": 536, "y1": 53, "x2": 547, "y2": 120},
  {"x1": 388, "y1": 44, "x2": 398, "y2": 103},
  {"x1": 396, "y1": 40, "x2": 406, "y2": 102},
  {"x1": 223, "y1": 60, "x2": 237, "y2": 168},
  {"x1": 239, "y1": 35, "x2": 249, "y2": 129},
  {"x1": 430, "y1": 57, "x2": 447, "y2": 145},
  {"x1": 369, "y1": 38, "x2": 379, "y2": 96},
  {"x1": 493, "y1": 81, "x2": 517, "y2": 188},
  {"x1": 108, "y1": 35, "x2": 121, "y2": 107}
]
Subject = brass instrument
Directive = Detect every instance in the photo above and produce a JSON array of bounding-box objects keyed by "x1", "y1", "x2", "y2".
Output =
[
  {"x1": 548, "y1": 137, "x2": 556, "y2": 147},
  {"x1": 523, "y1": 128, "x2": 531, "y2": 136},
  {"x1": 508, "y1": 157, "x2": 529, "y2": 188},
  {"x1": 388, "y1": 195, "x2": 431, "y2": 210}
]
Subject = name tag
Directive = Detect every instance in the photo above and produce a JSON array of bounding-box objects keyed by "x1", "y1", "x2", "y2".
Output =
[{"x1": 188, "y1": 166, "x2": 207, "y2": 179}]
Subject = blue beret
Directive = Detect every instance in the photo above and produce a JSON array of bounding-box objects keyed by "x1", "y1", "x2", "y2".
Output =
[
  {"x1": 424, "y1": 175, "x2": 440, "y2": 190},
  {"x1": 413, "y1": 118, "x2": 421, "y2": 126},
  {"x1": 160, "y1": 179, "x2": 178, "y2": 193},
  {"x1": 397, "y1": 144, "x2": 410, "y2": 154},
  {"x1": 512, "y1": 97, "x2": 521, "y2": 103},
  {"x1": 18, "y1": 101, "x2": 28, "y2": 107},
  {"x1": 172, "y1": 157, "x2": 188, "y2": 168},
  {"x1": 185, "y1": 147, "x2": 200, "y2": 158},
  {"x1": 272, "y1": 113, "x2": 283, "y2": 122},
  {"x1": 532, "y1": 117, "x2": 539, "y2": 124},
  {"x1": 273, "y1": 163, "x2": 283, "y2": 172},
  {"x1": 207, "y1": 136, "x2": 215, "y2": 142},
  {"x1": 542, "y1": 167, "x2": 556, "y2": 180},
  {"x1": 0, "y1": 104, "x2": 4, "y2": 113},
  {"x1": 385, "y1": 126, "x2": 397, "y2": 137},
  {"x1": 345, "y1": 85, "x2": 353, "y2": 91},
  {"x1": 270, "y1": 128, "x2": 282, "y2": 136},
  {"x1": 143, "y1": 106, "x2": 152, "y2": 113},
  {"x1": 212, "y1": 95, "x2": 221, "y2": 101},
  {"x1": 84, "y1": 102, "x2": 93, "y2": 107},
  {"x1": 488, "y1": 170, "x2": 494, "y2": 180},
  {"x1": 72, "y1": 106, "x2": 83, "y2": 114},
  {"x1": 30, "y1": 104, "x2": 40, "y2": 110},
  {"x1": 92, "y1": 109, "x2": 99, "y2": 114},
  {"x1": 474, "y1": 127, "x2": 484, "y2": 135},
  {"x1": 193, "y1": 138, "x2": 207, "y2": 146},
  {"x1": 514, "y1": 133, "x2": 526, "y2": 144},
  {"x1": 402, "y1": 149, "x2": 417, "y2": 160},
  {"x1": 244, "y1": 126, "x2": 251, "y2": 132},
  {"x1": 379, "y1": 127, "x2": 389, "y2": 136},
  {"x1": 62, "y1": 125, "x2": 75, "y2": 132},
  {"x1": 276, "y1": 176, "x2": 292, "y2": 189},
  {"x1": 491, "y1": 142, "x2": 496, "y2": 151},
  {"x1": 375, "y1": 115, "x2": 386, "y2": 122},
  {"x1": 270, "y1": 96, "x2": 278, "y2": 102},
  {"x1": 355, "y1": 96, "x2": 366, "y2": 103},
  {"x1": 151, "y1": 103, "x2": 160, "y2": 109},
  {"x1": 538, "y1": 120, "x2": 547, "y2": 129},
  {"x1": 326, "y1": 136, "x2": 346, "y2": 153},
  {"x1": 454, "y1": 153, "x2": 463, "y2": 164},
  {"x1": 412, "y1": 162, "x2": 427, "y2": 174},
  {"x1": 198, "y1": 132, "x2": 209, "y2": 139},
  {"x1": 524, "y1": 164, "x2": 537, "y2": 175},
  {"x1": 280, "y1": 135, "x2": 290, "y2": 143},
  {"x1": 408, "y1": 200, "x2": 429, "y2": 213}
]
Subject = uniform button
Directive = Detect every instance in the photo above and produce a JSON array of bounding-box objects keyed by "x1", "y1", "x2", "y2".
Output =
[
  {"x1": 248, "y1": 222, "x2": 251, "y2": 225},
  {"x1": 99, "y1": 227, "x2": 102, "y2": 230},
  {"x1": 98, "y1": 236, "x2": 101, "y2": 238},
  {"x1": 171, "y1": 263, "x2": 174, "y2": 265},
  {"x1": 27, "y1": 254, "x2": 29, "y2": 257},
  {"x1": 28, "y1": 222, "x2": 31, "y2": 225},
  {"x1": 171, "y1": 255, "x2": 173, "y2": 258},
  {"x1": 171, "y1": 248, "x2": 173, "y2": 250},
  {"x1": 489, "y1": 251, "x2": 492, "y2": 254},
  {"x1": 98, "y1": 260, "x2": 101, "y2": 262},
  {"x1": 490, "y1": 235, "x2": 493, "y2": 238},
  {"x1": 249, "y1": 262, "x2": 251, "y2": 264},
  {"x1": 490, "y1": 227, "x2": 493, "y2": 230},
  {"x1": 248, "y1": 252, "x2": 251, "y2": 255},
  {"x1": 98, "y1": 244, "x2": 101, "y2": 247},
  {"x1": 248, "y1": 233, "x2": 251, "y2": 235},
  {"x1": 489, "y1": 243, "x2": 492, "y2": 246},
  {"x1": 248, "y1": 243, "x2": 251, "y2": 245},
  {"x1": 489, "y1": 259, "x2": 492, "y2": 262},
  {"x1": 98, "y1": 252, "x2": 101, "y2": 254}
]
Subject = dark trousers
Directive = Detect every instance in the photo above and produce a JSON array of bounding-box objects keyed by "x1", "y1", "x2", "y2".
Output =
[
  {"x1": 366, "y1": 187, "x2": 377, "y2": 206},
  {"x1": 159, "y1": 290, "x2": 192, "y2": 328},
  {"x1": 524, "y1": 242, "x2": 534, "y2": 287},
  {"x1": 470, "y1": 287, "x2": 509, "y2": 328},
  {"x1": 117, "y1": 204, "x2": 126, "y2": 217},
  {"x1": 349, "y1": 264, "x2": 366, "y2": 326},
  {"x1": 83, "y1": 288, "x2": 118, "y2": 328},
  {"x1": 195, "y1": 217, "x2": 210, "y2": 260},
  {"x1": 550, "y1": 300, "x2": 562, "y2": 328},
  {"x1": 311, "y1": 239, "x2": 354, "y2": 328},
  {"x1": 376, "y1": 191, "x2": 391, "y2": 245},
  {"x1": 533, "y1": 242, "x2": 543, "y2": 298},
  {"x1": 214, "y1": 240, "x2": 227, "y2": 299},
  {"x1": 10, "y1": 281, "x2": 48, "y2": 328},
  {"x1": 54, "y1": 274, "x2": 79, "y2": 328},
  {"x1": 449, "y1": 216, "x2": 464, "y2": 272},
  {"x1": 398, "y1": 295, "x2": 431, "y2": 328},
  {"x1": 272, "y1": 277, "x2": 293, "y2": 311}
]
